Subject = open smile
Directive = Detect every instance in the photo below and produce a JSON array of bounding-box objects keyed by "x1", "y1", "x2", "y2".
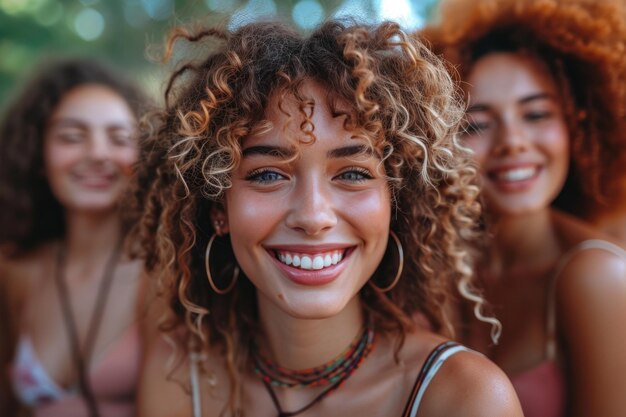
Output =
[
  {"x1": 265, "y1": 245, "x2": 355, "y2": 285},
  {"x1": 486, "y1": 164, "x2": 542, "y2": 192}
]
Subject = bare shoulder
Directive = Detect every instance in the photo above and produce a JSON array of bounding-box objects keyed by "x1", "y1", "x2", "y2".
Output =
[
  {"x1": 0, "y1": 244, "x2": 51, "y2": 303},
  {"x1": 419, "y1": 348, "x2": 523, "y2": 417},
  {"x1": 137, "y1": 331, "x2": 194, "y2": 417},
  {"x1": 556, "y1": 243, "x2": 626, "y2": 308}
]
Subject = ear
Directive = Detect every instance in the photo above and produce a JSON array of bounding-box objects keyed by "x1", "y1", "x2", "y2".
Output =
[{"x1": 210, "y1": 206, "x2": 229, "y2": 236}]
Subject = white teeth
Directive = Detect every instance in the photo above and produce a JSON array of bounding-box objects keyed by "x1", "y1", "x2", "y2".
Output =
[
  {"x1": 495, "y1": 167, "x2": 536, "y2": 182},
  {"x1": 275, "y1": 249, "x2": 346, "y2": 270},
  {"x1": 312, "y1": 256, "x2": 324, "y2": 270},
  {"x1": 300, "y1": 256, "x2": 312, "y2": 270}
]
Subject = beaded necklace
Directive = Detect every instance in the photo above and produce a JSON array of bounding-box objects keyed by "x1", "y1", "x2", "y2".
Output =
[{"x1": 251, "y1": 326, "x2": 375, "y2": 417}]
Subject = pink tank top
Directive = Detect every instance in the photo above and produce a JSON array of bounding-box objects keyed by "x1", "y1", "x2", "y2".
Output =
[
  {"x1": 9, "y1": 324, "x2": 141, "y2": 417},
  {"x1": 509, "y1": 239, "x2": 625, "y2": 417}
]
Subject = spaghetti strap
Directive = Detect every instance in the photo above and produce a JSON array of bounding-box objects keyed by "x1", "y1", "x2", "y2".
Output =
[
  {"x1": 401, "y1": 341, "x2": 470, "y2": 417},
  {"x1": 190, "y1": 351, "x2": 203, "y2": 417},
  {"x1": 545, "y1": 239, "x2": 626, "y2": 360}
]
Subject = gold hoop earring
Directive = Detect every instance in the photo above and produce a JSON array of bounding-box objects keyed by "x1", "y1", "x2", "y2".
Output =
[
  {"x1": 205, "y1": 233, "x2": 239, "y2": 294},
  {"x1": 369, "y1": 230, "x2": 404, "y2": 293}
]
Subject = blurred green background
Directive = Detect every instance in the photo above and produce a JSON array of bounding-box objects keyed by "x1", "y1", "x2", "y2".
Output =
[{"x1": 0, "y1": 0, "x2": 439, "y2": 108}]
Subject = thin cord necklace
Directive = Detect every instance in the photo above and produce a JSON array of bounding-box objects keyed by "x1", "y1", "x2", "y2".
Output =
[
  {"x1": 252, "y1": 326, "x2": 375, "y2": 417},
  {"x1": 54, "y1": 237, "x2": 123, "y2": 417}
]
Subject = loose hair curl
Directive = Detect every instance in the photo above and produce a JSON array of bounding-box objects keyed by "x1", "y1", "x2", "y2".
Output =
[
  {"x1": 423, "y1": 0, "x2": 626, "y2": 214},
  {"x1": 133, "y1": 19, "x2": 497, "y2": 412}
]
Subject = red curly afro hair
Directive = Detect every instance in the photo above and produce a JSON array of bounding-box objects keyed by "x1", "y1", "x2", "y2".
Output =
[{"x1": 423, "y1": 0, "x2": 626, "y2": 214}]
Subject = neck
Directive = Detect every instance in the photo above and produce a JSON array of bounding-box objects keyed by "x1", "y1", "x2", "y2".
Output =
[
  {"x1": 489, "y1": 208, "x2": 561, "y2": 269},
  {"x1": 63, "y1": 210, "x2": 124, "y2": 269},
  {"x1": 257, "y1": 295, "x2": 364, "y2": 371}
]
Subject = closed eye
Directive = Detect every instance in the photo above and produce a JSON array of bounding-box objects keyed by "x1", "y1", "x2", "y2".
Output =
[
  {"x1": 462, "y1": 121, "x2": 492, "y2": 136},
  {"x1": 524, "y1": 111, "x2": 553, "y2": 122}
]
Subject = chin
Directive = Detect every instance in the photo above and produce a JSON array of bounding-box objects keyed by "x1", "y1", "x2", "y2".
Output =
[
  {"x1": 489, "y1": 199, "x2": 548, "y2": 217},
  {"x1": 279, "y1": 294, "x2": 352, "y2": 320}
]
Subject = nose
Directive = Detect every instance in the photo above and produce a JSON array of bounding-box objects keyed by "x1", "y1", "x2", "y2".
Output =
[
  {"x1": 492, "y1": 119, "x2": 529, "y2": 157},
  {"x1": 87, "y1": 130, "x2": 112, "y2": 161},
  {"x1": 285, "y1": 176, "x2": 337, "y2": 236}
]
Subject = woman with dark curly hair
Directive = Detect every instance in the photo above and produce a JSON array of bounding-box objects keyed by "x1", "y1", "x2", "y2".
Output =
[
  {"x1": 133, "y1": 19, "x2": 523, "y2": 417},
  {"x1": 0, "y1": 59, "x2": 147, "y2": 417},
  {"x1": 424, "y1": 0, "x2": 626, "y2": 416}
]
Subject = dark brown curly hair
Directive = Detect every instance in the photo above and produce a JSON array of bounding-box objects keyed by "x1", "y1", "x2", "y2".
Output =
[
  {"x1": 0, "y1": 58, "x2": 146, "y2": 252},
  {"x1": 422, "y1": 0, "x2": 626, "y2": 215},
  {"x1": 132, "y1": 19, "x2": 498, "y2": 411}
]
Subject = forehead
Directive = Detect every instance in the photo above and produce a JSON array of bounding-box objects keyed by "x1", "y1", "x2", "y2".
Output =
[
  {"x1": 466, "y1": 52, "x2": 558, "y2": 103},
  {"x1": 242, "y1": 80, "x2": 359, "y2": 149},
  {"x1": 49, "y1": 84, "x2": 135, "y2": 126}
]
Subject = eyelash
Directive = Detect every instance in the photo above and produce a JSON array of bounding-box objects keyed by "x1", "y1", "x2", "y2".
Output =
[
  {"x1": 463, "y1": 121, "x2": 491, "y2": 136},
  {"x1": 335, "y1": 167, "x2": 374, "y2": 183},
  {"x1": 525, "y1": 111, "x2": 552, "y2": 121},
  {"x1": 245, "y1": 167, "x2": 374, "y2": 185},
  {"x1": 245, "y1": 168, "x2": 287, "y2": 184}
]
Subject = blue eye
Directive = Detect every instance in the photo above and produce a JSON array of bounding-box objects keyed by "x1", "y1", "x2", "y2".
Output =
[
  {"x1": 336, "y1": 168, "x2": 373, "y2": 183},
  {"x1": 246, "y1": 169, "x2": 287, "y2": 184}
]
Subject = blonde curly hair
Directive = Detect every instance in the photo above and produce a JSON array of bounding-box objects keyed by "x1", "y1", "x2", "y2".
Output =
[
  {"x1": 423, "y1": 0, "x2": 626, "y2": 213},
  {"x1": 132, "y1": 19, "x2": 498, "y2": 412}
]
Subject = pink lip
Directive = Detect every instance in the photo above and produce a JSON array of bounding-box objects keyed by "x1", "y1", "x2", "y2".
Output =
[
  {"x1": 486, "y1": 164, "x2": 542, "y2": 193},
  {"x1": 487, "y1": 162, "x2": 540, "y2": 173},
  {"x1": 73, "y1": 173, "x2": 117, "y2": 189},
  {"x1": 264, "y1": 243, "x2": 354, "y2": 254},
  {"x1": 266, "y1": 246, "x2": 355, "y2": 286}
]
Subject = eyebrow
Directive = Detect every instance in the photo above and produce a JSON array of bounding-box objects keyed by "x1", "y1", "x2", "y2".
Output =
[
  {"x1": 518, "y1": 92, "x2": 553, "y2": 104},
  {"x1": 242, "y1": 145, "x2": 296, "y2": 158},
  {"x1": 48, "y1": 118, "x2": 134, "y2": 130},
  {"x1": 327, "y1": 144, "x2": 374, "y2": 159},
  {"x1": 467, "y1": 92, "x2": 554, "y2": 113},
  {"x1": 466, "y1": 104, "x2": 490, "y2": 113},
  {"x1": 241, "y1": 144, "x2": 375, "y2": 159}
]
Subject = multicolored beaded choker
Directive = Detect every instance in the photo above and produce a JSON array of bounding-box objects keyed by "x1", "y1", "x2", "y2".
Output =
[
  {"x1": 251, "y1": 326, "x2": 376, "y2": 417},
  {"x1": 252, "y1": 325, "x2": 375, "y2": 388}
]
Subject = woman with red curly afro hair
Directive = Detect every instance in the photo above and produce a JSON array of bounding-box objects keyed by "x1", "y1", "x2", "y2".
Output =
[
  {"x1": 132, "y1": 19, "x2": 523, "y2": 417},
  {"x1": 424, "y1": 0, "x2": 626, "y2": 416}
]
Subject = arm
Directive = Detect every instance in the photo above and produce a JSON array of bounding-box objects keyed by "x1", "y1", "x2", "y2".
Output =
[
  {"x1": 421, "y1": 351, "x2": 524, "y2": 417},
  {"x1": 556, "y1": 250, "x2": 626, "y2": 417}
]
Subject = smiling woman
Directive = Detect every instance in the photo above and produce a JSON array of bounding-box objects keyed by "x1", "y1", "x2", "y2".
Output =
[
  {"x1": 0, "y1": 59, "x2": 147, "y2": 417},
  {"x1": 423, "y1": 0, "x2": 626, "y2": 416},
  {"x1": 131, "y1": 19, "x2": 523, "y2": 417}
]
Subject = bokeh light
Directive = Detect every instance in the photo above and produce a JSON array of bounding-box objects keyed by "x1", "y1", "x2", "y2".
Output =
[
  {"x1": 292, "y1": 0, "x2": 324, "y2": 30},
  {"x1": 74, "y1": 7, "x2": 105, "y2": 41}
]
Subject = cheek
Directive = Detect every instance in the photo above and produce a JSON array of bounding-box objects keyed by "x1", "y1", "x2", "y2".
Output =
[
  {"x1": 541, "y1": 122, "x2": 570, "y2": 172},
  {"x1": 342, "y1": 188, "x2": 389, "y2": 231},
  {"x1": 114, "y1": 147, "x2": 140, "y2": 176},
  {"x1": 338, "y1": 186, "x2": 391, "y2": 261},
  {"x1": 225, "y1": 187, "x2": 280, "y2": 249},
  {"x1": 464, "y1": 139, "x2": 490, "y2": 168},
  {"x1": 43, "y1": 143, "x2": 80, "y2": 180}
]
